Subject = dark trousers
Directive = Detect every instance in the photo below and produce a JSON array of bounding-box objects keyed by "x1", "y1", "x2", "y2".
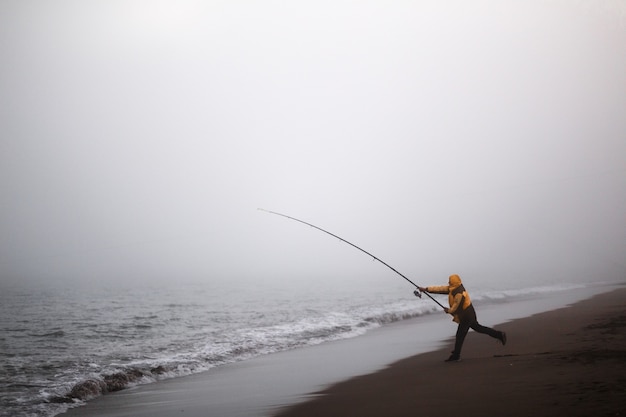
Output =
[{"x1": 453, "y1": 305, "x2": 501, "y2": 356}]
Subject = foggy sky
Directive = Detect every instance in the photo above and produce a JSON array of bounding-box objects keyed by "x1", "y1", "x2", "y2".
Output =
[{"x1": 1, "y1": 0, "x2": 625, "y2": 290}]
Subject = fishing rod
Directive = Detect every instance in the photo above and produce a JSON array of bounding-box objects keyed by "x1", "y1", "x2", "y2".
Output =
[{"x1": 258, "y1": 208, "x2": 446, "y2": 310}]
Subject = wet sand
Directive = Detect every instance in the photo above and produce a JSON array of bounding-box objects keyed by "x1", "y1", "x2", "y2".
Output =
[
  {"x1": 273, "y1": 288, "x2": 626, "y2": 417},
  {"x1": 60, "y1": 287, "x2": 625, "y2": 417}
]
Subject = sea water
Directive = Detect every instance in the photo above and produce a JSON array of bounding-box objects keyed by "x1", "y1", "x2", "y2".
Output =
[{"x1": 0, "y1": 278, "x2": 595, "y2": 417}]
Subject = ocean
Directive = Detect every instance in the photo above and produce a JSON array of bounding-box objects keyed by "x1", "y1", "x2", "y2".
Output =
[{"x1": 0, "y1": 278, "x2": 603, "y2": 417}]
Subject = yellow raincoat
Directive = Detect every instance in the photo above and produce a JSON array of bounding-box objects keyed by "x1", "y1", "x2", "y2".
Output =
[{"x1": 426, "y1": 274, "x2": 472, "y2": 323}]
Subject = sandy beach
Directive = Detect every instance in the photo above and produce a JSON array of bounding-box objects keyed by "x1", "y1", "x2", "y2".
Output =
[
  {"x1": 59, "y1": 286, "x2": 625, "y2": 417},
  {"x1": 274, "y1": 288, "x2": 626, "y2": 417}
]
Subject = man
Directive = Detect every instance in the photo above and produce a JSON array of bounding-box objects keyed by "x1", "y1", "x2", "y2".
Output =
[{"x1": 418, "y1": 274, "x2": 506, "y2": 362}]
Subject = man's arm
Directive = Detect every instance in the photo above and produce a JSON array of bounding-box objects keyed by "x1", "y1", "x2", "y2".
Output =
[{"x1": 422, "y1": 285, "x2": 449, "y2": 294}]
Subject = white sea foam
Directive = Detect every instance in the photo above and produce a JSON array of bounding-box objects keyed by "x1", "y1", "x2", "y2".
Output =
[{"x1": 0, "y1": 280, "x2": 612, "y2": 417}]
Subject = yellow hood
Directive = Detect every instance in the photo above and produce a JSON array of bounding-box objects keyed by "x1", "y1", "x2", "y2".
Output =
[{"x1": 448, "y1": 274, "x2": 462, "y2": 289}]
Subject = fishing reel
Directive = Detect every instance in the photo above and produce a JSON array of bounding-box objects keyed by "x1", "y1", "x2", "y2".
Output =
[{"x1": 413, "y1": 289, "x2": 422, "y2": 298}]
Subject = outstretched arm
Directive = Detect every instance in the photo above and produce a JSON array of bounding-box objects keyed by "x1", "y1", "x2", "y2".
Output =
[{"x1": 419, "y1": 285, "x2": 449, "y2": 294}]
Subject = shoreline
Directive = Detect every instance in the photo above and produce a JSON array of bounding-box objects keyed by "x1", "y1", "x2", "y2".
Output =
[
  {"x1": 59, "y1": 285, "x2": 625, "y2": 417},
  {"x1": 273, "y1": 287, "x2": 626, "y2": 417}
]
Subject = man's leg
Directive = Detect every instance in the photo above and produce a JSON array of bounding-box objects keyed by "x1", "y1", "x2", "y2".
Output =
[
  {"x1": 450, "y1": 320, "x2": 471, "y2": 360},
  {"x1": 470, "y1": 321, "x2": 506, "y2": 344}
]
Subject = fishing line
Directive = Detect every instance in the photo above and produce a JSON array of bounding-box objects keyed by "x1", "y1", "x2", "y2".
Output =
[{"x1": 258, "y1": 208, "x2": 446, "y2": 310}]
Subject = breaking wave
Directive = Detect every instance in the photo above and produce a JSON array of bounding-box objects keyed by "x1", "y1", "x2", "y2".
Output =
[{"x1": 1, "y1": 281, "x2": 608, "y2": 417}]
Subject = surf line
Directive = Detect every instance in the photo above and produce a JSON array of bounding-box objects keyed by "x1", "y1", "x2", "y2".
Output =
[{"x1": 258, "y1": 208, "x2": 445, "y2": 310}]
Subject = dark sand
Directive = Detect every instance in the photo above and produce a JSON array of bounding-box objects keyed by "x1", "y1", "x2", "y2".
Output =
[
  {"x1": 274, "y1": 288, "x2": 626, "y2": 417},
  {"x1": 60, "y1": 287, "x2": 625, "y2": 417}
]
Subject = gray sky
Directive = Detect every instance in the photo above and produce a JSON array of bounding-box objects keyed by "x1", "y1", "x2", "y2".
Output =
[{"x1": 1, "y1": 0, "x2": 625, "y2": 289}]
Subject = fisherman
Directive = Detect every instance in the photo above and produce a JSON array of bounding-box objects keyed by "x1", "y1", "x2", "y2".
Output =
[{"x1": 418, "y1": 274, "x2": 506, "y2": 362}]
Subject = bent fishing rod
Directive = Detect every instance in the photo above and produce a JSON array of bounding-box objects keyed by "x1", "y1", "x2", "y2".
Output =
[{"x1": 258, "y1": 209, "x2": 446, "y2": 310}]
